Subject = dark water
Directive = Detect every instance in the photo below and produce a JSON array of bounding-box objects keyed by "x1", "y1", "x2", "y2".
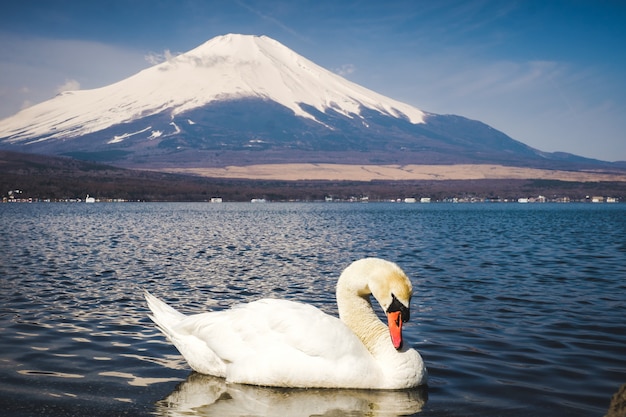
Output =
[{"x1": 1, "y1": 202, "x2": 624, "y2": 416}]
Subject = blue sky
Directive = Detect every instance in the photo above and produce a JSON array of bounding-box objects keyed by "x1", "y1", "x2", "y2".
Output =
[{"x1": 1, "y1": 0, "x2": 625, "y2": 161}]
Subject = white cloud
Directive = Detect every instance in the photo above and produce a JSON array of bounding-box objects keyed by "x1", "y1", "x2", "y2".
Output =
[
  {"x1": 145, "y1": 49, "x2": 178, "y2": 65},
  {"x1": 335, "y1": 64, "x2": 356, "y2": 77},
  {"x1": 55, "y1": 79, "x2": 81, "y2": 94},
  {"x1": 20, "y1": 100, "x2": 32, "y2": 110},
  {"x1": 0, "y1": 34, "x2": 148, "y2": 119}
]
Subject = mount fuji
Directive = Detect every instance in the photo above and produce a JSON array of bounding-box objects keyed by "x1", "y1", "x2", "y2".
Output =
[{"x1": 0, "y1": 34, "x2": 607, "y2": 169}]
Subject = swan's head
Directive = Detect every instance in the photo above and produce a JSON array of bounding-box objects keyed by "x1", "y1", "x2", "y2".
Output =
[{"x1": 340, "y1": 258, "x2": 413, "y2": 350}]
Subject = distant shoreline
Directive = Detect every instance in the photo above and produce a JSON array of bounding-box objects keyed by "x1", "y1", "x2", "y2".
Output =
[
  {"x1": 160, "y1": 163, "x2": 626, "y2": 182},
  {"x1": 3, "y1": 151, "x2": 626, "y2": 202}
]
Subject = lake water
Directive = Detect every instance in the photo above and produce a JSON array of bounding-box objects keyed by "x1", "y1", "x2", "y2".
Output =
[{"x1": 0, "y1": 202, "x2": 624, "y2": 416}]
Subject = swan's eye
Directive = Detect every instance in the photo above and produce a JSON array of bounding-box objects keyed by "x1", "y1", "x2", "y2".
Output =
[{"x1": 387, "y1": 294, "x2": 410, "y2": 322}]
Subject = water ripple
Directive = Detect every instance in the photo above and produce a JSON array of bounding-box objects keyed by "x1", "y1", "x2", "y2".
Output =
[{"x1": 0, "y1": 202, "x2": 625, "y2": 416}]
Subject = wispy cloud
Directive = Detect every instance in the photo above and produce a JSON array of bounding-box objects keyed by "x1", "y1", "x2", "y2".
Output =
[
  {"x1": 20, "y1": 100, "x2": 33, "y2": 110},
  {"x1": 145, "y1": 49, "x2": 179, "y2": 65},
  {"x1": 417, "y1": 57, "x2": 567, "y2": 103},
  {"x1": 335, "y1": 64, "x2": 356, "y2": 77},
  {"x1": 55, "y1": 79, "x2": 80, "y2": 94},
  {"x1": 0, "y1": 35, "x2": 147, "y2": 118},
  {"x1": 234, "y1": 0, "x2": 312, "y2": 43}
]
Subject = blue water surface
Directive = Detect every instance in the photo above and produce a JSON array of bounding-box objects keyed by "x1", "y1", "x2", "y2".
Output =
[{"x1": 0, "y1": 202, "x2": 624, "y2": 416}]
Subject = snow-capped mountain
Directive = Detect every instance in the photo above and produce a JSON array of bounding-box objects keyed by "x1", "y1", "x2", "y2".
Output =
[
  {"x1": 0, "y1": 34, "x2": 605, "y2": 169},
  {"x1": 0, "y1": 34, "x2": 423, "y2": 144}
]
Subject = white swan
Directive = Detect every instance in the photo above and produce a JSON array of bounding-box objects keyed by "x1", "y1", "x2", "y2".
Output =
[{"x1": 145, "y1": 258, "x2": 427, "y2": 389}]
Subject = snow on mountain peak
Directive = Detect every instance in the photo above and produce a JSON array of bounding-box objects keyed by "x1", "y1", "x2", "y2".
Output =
[{"x1": 0, "y1": 34, "x2": 424, "y2": 144}]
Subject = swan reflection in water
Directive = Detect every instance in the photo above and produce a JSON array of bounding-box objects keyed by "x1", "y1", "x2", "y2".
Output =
[{"x1": 155, "y1": 372, "x2": 428, "y2": 417}]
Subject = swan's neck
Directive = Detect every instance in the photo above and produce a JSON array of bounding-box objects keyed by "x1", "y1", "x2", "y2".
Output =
[
  {"x1": 336, "y1": 284, "x2": 389, "y2": 355},
  {"x1": 335, "y1": 261, "x2": 427, "y2": 388}
]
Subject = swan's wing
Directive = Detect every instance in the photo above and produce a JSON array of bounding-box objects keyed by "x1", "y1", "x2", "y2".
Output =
[
  {"x1": 146, "y1": 291, "x2": 230, "y2": 376},
  {"x1": 174, "y1": 299, "x2": 380, "y2": 387},
  {"x1": 145, "y1": 291, "x2": 186, "y2": 339}
]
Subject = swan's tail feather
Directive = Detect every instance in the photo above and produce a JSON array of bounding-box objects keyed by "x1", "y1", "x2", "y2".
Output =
[{"x1": 145, "y1": 291, "x2": 186, "y2": 340}]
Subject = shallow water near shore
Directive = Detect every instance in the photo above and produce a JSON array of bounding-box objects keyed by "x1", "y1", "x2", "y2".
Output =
[{"x1": 1, "y1": 202, "x2": 625, "y2": 416}]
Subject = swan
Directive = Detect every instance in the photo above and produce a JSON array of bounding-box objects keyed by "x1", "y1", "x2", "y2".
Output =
[{"x1": 145, "y1": 258, "x2": 427, "y2": 389}]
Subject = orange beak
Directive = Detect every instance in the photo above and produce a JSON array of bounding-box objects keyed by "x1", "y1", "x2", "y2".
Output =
[{"x1": 387, "y1": 310, "x2": 403, "y2": 349}]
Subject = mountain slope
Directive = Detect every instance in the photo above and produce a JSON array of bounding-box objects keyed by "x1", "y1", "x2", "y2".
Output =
[
  {"x1": 0, "y1": 34, "x2": 613, "y2": 170},
  {"x1": 0, "y1": 34, "x2": 423, "y2": 144}
]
